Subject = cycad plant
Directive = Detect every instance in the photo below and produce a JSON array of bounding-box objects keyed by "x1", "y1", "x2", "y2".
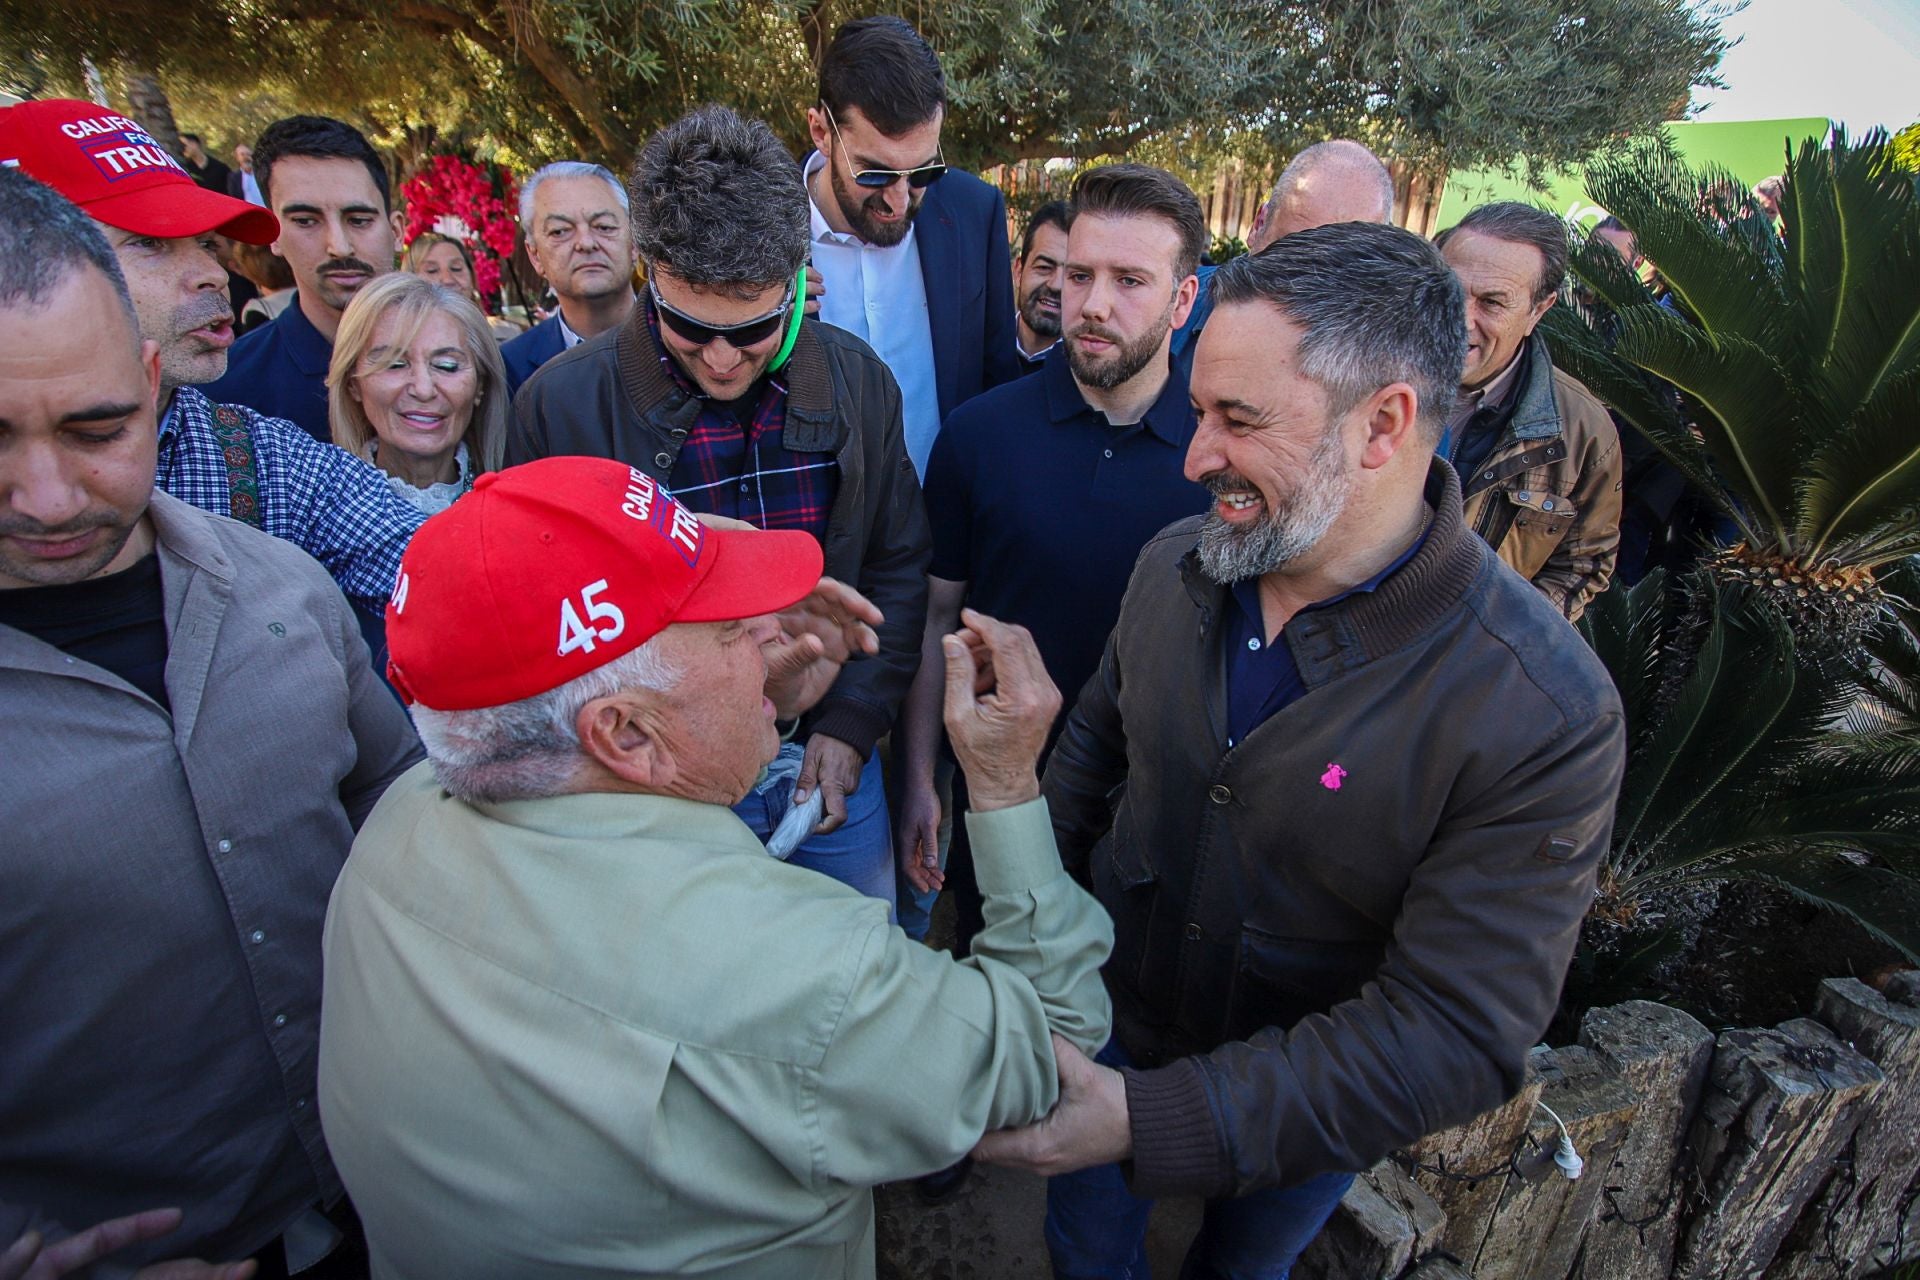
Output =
[{"x1": 1543, "y1": 128, "x2": 1920, "y2": 652}]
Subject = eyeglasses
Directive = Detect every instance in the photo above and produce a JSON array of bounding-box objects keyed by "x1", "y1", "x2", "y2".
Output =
[
  {"x1": 823, "y1": 105, "x2": 947, "y2": 190},
  {"x1": 648, "y1": 275, "x2": 795, "y2": 348}
]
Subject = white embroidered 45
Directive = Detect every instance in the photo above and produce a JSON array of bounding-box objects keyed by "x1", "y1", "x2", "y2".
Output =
[{"x1": 558, "y1": 579, "x2": 625, "y2": 656}]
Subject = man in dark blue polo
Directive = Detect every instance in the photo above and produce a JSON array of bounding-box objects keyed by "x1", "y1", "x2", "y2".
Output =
[
  {"x1": 206, "y1": 116, "x2": 403, "y2": 443},
  {"x1": 894, "y1": 163, "x2": 1209, "y2": 949},
  {"x1": 801, "y1": 15, "x2": 1022, "y2": 477}
]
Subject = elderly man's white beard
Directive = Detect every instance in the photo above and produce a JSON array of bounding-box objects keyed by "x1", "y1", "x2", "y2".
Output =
[{"x1": 1194, "y1": 424, "x2": 1350, "y2": 584}]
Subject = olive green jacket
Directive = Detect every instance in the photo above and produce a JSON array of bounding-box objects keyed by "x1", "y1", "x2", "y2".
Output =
[{"x1": 319, "y1": 766, "x2": 1110, "y2": 1278}]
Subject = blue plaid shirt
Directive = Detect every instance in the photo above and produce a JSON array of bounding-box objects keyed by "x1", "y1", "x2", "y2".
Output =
[{"x1": 157, "y1": 387, "x2": 424, "y2": 606}]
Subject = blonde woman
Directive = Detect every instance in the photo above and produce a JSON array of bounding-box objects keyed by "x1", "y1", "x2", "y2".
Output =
[
  {"x1": 406, "y1": 232, "x2": 525, "y2": 339},
  {"x1": 328, "y1": 274, "x2": 508, "y2": 515}
]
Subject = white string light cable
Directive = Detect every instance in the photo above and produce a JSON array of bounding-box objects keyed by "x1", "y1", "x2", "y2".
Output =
[{"x1": 1536, "y1": 1101, "x2": 1584, "y2": 1180}]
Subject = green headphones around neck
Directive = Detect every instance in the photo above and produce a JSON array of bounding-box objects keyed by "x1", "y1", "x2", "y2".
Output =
[{"x1": 769, "y1": 263, "x2": 807, "y2": 372}]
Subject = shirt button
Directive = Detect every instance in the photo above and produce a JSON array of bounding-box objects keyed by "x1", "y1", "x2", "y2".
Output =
[
  {"x1": 1516, "y1": 491, "x2": 1532, "y2": 503},
  {"x1": 1208, "y1": 784, "x2": 1232, "y2": 805},
  {"x1": 1104, "y1": 448, "x2": 1114, "y2": 459},
  {"x1": 274, "y1": 1013, "x2": 289, "y2": 1028},
  {"x1": 740, "y1": 483, "x2": 750, "y2": 493},
  {"x1": 216, "y1": 838, "x2": 233, "y2": 853},
  {"x1": 1246, "y1": 637, "x2": 1261, "y2": 651},
  {"x1": 1184, "y1": 922, "x2": 1202, "y2": 941},
  {"x1": 654, "y1": 451, "x2": 672, "y2": 468},
  {"x1": 250, "y1": 930, "x2": 266, "y2": 945},
  {"x1": 294, "y1": 1097, "x2": 309, "y2": 1111}
]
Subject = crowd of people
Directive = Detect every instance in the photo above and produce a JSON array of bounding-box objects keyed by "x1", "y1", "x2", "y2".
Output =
[{"x1": 4, "y1": 12, "x2": 1779, "y2": 1279}]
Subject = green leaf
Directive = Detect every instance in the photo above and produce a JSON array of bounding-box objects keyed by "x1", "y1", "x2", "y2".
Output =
[
  {"x1": 1716, "y1": 854, "x2": 1920, "y2": 964},
  {"x1": 1802, "y1": 370, "x2": 1920, "y2": 558},
  {"x1": 1614, "y1": 308, "x2": 1802, "y2": 541}
]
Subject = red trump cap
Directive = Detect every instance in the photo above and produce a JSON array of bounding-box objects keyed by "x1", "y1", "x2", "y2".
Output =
[
  {"x1": 0, "y1": 98, "x2": 280, "y2": 245},
  {"x1": 384, "y1": 457, "x2": 824, "y2": 710}
]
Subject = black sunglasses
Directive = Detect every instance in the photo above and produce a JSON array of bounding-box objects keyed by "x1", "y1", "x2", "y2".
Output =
[
  {"x1": 824, "y1": 105, "x2": 947, "y2": 190},
  {"x1": 648, "y1": 276, "x2": 794, "y2": 348}
]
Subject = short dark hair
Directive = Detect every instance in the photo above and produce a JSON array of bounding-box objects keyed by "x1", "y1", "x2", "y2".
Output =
[
  {"x1": 630, "y1": 105, "x2": 808, "y2": 296},
  {"x1": 253, "y1": 115, "x2": 390, "y2": 212},
  {"x1": 818, "y1": 16, "x2": 946, "y2": 135},
  {"x1": 1210, "y1": 222, "x2": 1465, "y2": 443},
  {"x1": 179, "y1": 132, "x2": 204, "y2": 146},
  {"x1": 1593, "y1": 215, "x2": 1629, "y2": 235},
  {"x1": 0, "y1": 167, "x2": 136, "y2": 325},
  {"x1": 1435, "y1": 201, "x2": 1568, "y2": 304},
  {"x1": 1067, "y1": 164, "x2": 1208, "y2": 281},
  {"x1": 1019, "y1": 200, "x2": 1070, "y2": 263}
]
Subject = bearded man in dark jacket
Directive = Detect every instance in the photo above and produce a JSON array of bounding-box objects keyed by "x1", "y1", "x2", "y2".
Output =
[
  {"x1": 506, "y1": 105, "x2": 930, "y2": 918},
  {"x1": 975, "y1": 223, "x2": 1626, "y2": 1280}
]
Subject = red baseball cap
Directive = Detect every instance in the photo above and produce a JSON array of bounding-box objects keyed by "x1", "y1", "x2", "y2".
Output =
[
  {"x1": 385, "y1": 457, "x2": 824, "y2": 710},
  {"x1": 0, "y1": 98, "x2": 279, "y2": 245}
]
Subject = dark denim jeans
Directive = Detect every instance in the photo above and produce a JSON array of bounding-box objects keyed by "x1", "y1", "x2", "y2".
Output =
[{"x1": 1045, "y1": 1040, "x2": 1353, "y2": 1280}]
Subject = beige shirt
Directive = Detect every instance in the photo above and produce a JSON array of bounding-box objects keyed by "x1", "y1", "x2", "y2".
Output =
[{"x1": 320, "y1": 772, "x2": 1112, "y2": 1279}]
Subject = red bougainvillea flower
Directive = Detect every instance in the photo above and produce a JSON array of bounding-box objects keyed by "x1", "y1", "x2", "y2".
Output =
[{"x1": 400, "y1": 155, "x2": 522, "y2": 311}]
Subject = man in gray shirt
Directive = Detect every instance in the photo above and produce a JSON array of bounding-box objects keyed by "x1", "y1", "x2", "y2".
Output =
[{"x1": 0, "y1": 169, "x2": 421, "y2": 1273}]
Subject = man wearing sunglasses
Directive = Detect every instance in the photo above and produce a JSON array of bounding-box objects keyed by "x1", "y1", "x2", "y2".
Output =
[
  {"x1": 506, "y1": 106, "x2": 931, "y2": 920},
  {"x1": 802, "y1": 16, "x2": 1023, "y2": 479}
]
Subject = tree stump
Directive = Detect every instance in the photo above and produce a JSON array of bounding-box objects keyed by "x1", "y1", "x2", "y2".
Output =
[
  {"x1": 1294, "y1": 1159, "x2": 1446, "y2": 1280},
  {"x1": 1470, "y1": 1045, "x2": 1639, "y2": 1280},
  {"x1": 1407, "y1": 1056, "x2": 1546, "y2": 1265},
  {"x1": 1766, "y1": 978, "x2": 1920, "y2": 1277},
  {"x1": 1571, "y1": 1000, "x2": 1715, "y2": 1280},
  {"x1": 1674, "y1": 1020, "x2": 1884, "y2": 1278}
]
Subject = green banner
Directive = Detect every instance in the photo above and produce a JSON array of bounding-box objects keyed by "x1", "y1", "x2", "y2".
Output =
[{"x1": 1435, "y1": 117, "x2": 1831, "y2": 230}]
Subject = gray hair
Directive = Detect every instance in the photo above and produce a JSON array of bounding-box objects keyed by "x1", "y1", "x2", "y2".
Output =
[
  {"x1": 1210, "y1": 221, "x2": 1465, "y2": 443},
  {"x1": 0, "y1": 167, "x2": 137, "y2": 327},
  {"x1": 518, "y1": 161, "x2": 629, "y2": 229},
  {"x1": 629, "y1": 105, "x2": 808, "y2": 297},
  {"x1": 1434, "y1": 202, "x2": 1569, "y2": 305},
  {"x1": 1269, "y1": 140, "x2": 1395, "y2": 224},
  {"x1": 412, "y1": 641, "x2": 679, "y2": 804}
]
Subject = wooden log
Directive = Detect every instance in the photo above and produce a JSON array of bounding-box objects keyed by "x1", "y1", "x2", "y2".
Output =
[
  {"x1": 1767, "y1": 978, "x2": 1920, "y2": 1277},
  {"x1": 1571, "y1": 1000, "x2": 1716, "y2": 1280},
  {"x1": 1469, "y1": 1045, "x2": 1639, "y2": 1280},
  {"x1": 1674, "y1": 1019, "x2": 1884, "y2": 1279},
  {"x1": 1407, "y1": 1056, "x2": 1546, "y2": 1265},
  {"x1": 1402, "y1": 1255, "x2": 1476, "y2": 1279},
  {"x1": 1293, "y1": 1160, "x2": 1446, "y2": 1280}
]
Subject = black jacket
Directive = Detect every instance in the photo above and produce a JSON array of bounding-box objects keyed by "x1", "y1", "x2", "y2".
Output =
[
  {"x1": 1042, "y1": 460, "x2": 1625, "y2": 1197},
  {"x1": 505, "y1": 315, "x2": 931, "y2": 757}
]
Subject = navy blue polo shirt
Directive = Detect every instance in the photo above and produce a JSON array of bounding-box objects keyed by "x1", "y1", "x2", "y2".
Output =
[
  {"x1": 925, "y1": 346, "x2": 1208, "y2": 721},
  {"x1": 1222, "y1": 517, "x2": 1431, "y2": 748},
  {"x1": 204, "y1": 291, "x2": 334, "y2": 444}
]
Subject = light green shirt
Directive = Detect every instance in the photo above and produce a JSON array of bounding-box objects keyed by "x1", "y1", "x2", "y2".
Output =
[{"x1": 318, "y1": 764, "x2": 1111, "y2": 1278}]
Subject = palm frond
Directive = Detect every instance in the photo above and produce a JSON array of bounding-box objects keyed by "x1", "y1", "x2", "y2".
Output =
[
  {"x1": 1583, "y1": 148, "x2": 1782, "y2": 349},
  {"x1": 1783, "y1": 128, "x2": 1920, "y2": 424},
  {"x1": 1614, "y1": 308, "x2": 1802, "y2": 541},
  {"x1": 1801, "y1": 370, "x2": 1920, "y2": 558},
  {"x1": 1713, "y1": 854, "x2": 1920, "y2": 964},
  {"x1": 1578, "y1": 568, "x2": 1670, "y2": 733},
  {"x1": 1566, "y1": 223, "x2": 1657, "y2": 316}
]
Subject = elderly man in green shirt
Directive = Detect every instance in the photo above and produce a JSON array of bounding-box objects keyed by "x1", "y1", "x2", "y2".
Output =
[{"x1": 316, "y1": 456, "x2": 1111, "y2": 1279}]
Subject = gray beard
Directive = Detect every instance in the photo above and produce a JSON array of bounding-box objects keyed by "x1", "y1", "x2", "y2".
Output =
[{"x1": 1194, "y1": 428, "x2": 1350, "y2": 584}]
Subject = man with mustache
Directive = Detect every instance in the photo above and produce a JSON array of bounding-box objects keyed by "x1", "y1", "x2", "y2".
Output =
[
  {"x1": 1013, "y1": 200, "x2": 1069, "y2": 370},
  {"x1": 974, "y1": 224, "x2": 1626, "y2": 1280},
  {"x1": 894, "y1": 169, "x2": 1209, "y2": 1149},
  {"x1": 801, "y1": 16, "x2": 1022, "y2": 478},
  {"x1": 0, "y1": 165, "x2": 422, "y2": 1276},
  {"x1": 0, "y1": 99, "x2": 424, "y2": 632},
  {"x1": 208, "y1": 116, "x2": 405, "y2": 445}
]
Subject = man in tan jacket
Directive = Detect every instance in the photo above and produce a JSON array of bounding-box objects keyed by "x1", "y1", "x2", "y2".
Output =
[{"x1": 1437, "y1": 202, "x2": 1622, "y2": 620}]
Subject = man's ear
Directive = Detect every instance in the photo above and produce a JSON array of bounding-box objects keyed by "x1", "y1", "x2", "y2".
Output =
[
  {"x1": 1523, "y1": 292, "x2": 1555, "y2": 337},
  {"x1": 388, "y1": 209, "x2": 407, "y2": 251},
  {"x1": 576, "y1": 691, "x2": 673, "y2": 789},
  {"x1": 1358, "y1": 382, "x2": 1421, "y2": 471},
  {"x1": 805, "y1": 106, "x2": 832, "y2": 158}
]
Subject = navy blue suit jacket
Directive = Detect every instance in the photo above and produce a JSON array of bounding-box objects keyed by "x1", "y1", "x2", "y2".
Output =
[
  {"x1": 501, "y1": 314, "x2": 566, "y2": 396},
  {"x1": 204, "y1": 293, "x2": 333, "y2": 444},
  {"x1": 913, "y1": 168, "x2": 1023, "y2": 418}
]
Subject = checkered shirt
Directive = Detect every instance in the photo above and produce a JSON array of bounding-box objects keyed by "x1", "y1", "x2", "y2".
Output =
[
  {"x1": 157, "y1": 386, "x2": 425, "y2": 605},
  {"x1": 651, "y1": 308, "x2": 839, "y2": 544}
]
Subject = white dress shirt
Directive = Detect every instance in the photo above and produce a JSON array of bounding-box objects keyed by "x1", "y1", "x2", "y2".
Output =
[{"x1": 804, "y1": 153, "x2": 942, "y2": 477}]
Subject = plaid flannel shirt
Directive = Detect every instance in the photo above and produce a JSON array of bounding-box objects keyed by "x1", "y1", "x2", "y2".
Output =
[
  {"x1": 157, "y1": 386, "x2": 425, "y2": 606},
  {"x1": 651, "y1": 309, "x2": 839, "y2": 545}
]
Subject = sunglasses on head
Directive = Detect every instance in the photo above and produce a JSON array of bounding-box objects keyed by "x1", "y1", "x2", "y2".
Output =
[
  {"x1": 824, "y1": 104, "x2": 948, "y2": 190},
  {"x1": 648, "y1": 274, "x2": 796, "y2": 348}
]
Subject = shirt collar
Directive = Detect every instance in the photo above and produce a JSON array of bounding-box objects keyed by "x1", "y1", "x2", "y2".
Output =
[
  {"x1": 556, "y1": 311, "x2": 584, "y2": 349},
  {"x1": 278, "y1": 292, "x2": 336, "y2": 376},
  {"x1": 1451, "y1": 340, "x2": 1528, "y2": 426},
  {"x1": 1040, "y1": 345, "x2": 1193, "y2": 447},
  {"x1": 1227, "y1": 506, "x2": 1435, "y2": 633}
]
